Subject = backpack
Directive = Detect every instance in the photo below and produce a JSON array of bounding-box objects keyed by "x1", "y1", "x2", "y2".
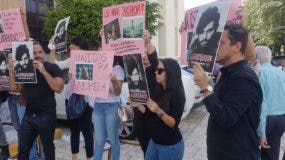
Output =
[{"x1": 66, "y1": 93, "x2": 86, "y2": 119}]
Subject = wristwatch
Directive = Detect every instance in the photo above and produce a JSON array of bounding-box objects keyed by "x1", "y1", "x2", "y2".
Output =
[{"x1": 200, "y1": 85, "x2": 213, "y2": 94}]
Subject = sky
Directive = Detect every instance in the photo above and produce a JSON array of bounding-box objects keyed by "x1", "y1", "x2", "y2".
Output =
[{"x1": 184, "y1": 0, "x2": 216, "y2": 10}]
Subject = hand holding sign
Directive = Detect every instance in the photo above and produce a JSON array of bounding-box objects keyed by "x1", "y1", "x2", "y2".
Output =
[{"x1": 193, "y1": 63, "x2": 209, "y2": 90}]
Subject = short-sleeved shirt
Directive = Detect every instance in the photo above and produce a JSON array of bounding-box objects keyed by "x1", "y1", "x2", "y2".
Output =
[
  {"x1": 93, "y1": 65, "x2": 125, "y2": 104},
  {"x1": 23, "y1": 62, "x2": 63, "y2": 114}
]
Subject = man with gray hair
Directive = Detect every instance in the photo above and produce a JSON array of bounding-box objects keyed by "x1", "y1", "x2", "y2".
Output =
[{"x1": 256, "y1": 45, "x2": 285, "y2": 160}]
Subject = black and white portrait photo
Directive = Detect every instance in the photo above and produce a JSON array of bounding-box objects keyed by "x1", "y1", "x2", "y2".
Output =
[
  {"x1": 0, "y1": 50, "x2": 9, "y2": 87},
  {"x1": 123, "y1": 53, "x2": 149, "y2": 103},
  {"x1": 123, "y1": 54, "x2": 147, "y2": 90},
  {"x1": 0, "y1": 51, "x2": 8, "y2": 77},
  {"x1": 0, "y1": 14, "x2": 4, "y2": 33},
  {"x1": 189, "y1": 2, "x2": 230, "y2": 72},
  {"x1": 12, "y1": 41, "x2": 37, "y2": 83},
  {"x1": 54, "y1": 16, "x2": 70, "y2": 54}
]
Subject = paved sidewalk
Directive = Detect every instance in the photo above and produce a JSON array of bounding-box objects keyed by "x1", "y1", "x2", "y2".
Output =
[
  {"x1": 2, "y1": 103, "x2": 284, "y2": 159},
  {"x1": 55, "y1": 106, "x2": 285, "y2": 160}
]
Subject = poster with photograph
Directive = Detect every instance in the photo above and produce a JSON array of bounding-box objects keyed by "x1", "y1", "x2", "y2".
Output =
[
  {"x1": 181, "y1": 0, "x2": 242, "y2": 73},
  {"x1": 180, "y1": 2, "x2": 230, "y2": 73},
  {"x1": 70, "y1": 50, "x2": 114, "y2": 98},
  {"x1": 123, "y1": 53, "x2": 149, "y2": 104},
  {"x1": 0, "y1": 50, "x2": 9, "y2": 87},
  {"x1": 0, "y1": 8, "x2": 27, "y2": 50},
  {"x1": 54, "y1": 16, "x2": 70, "y2": 55},
  {"x1": 12, "y1": 41, "x2": 37, "y2": 83},
  {"x1": 102, "y1": 1, "x2": 146, "y2": 56}
]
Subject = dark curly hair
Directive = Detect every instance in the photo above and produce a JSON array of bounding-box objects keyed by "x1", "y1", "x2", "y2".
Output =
[
  {"x1": 15, "y1": 44, "x2": 30, "y2": 61},
  {"x1": 196, "y1": 6, "x2": 220, "y2": 34}
]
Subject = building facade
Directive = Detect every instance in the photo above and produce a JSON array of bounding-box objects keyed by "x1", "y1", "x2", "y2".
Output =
[
  {"x1": 0, "y1": 0, "x2": 53, "y2": 47},
  {"x1": 150, "y1": 0, "x2": 184, "y2": 59}
]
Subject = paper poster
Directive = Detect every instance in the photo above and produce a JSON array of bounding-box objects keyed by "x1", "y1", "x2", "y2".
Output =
[
  {"x1": 0, "y1": 8, "x2": 27, "y2": 50},
  {"x1": 0, "y1": 50, "x2": 9, "y2": 87},
  {"x1": 102, "y1": 1, "x2": 145, "y2": 56},
  {"x1": 123, "y1": 53, "x2": 149, "y2": 104},
  {"x1": 54, "y1": 16, "x2": 70, "y2": 55},
  {"x1": 219, "y1": 0, "x2": 243, "y2": 24},
  {"x1": 12, "y1": 41, "x2": 37, "y2": 83},
  {"x1": 181, "y1": 7, "x2": 199, "y2": 66},
  {"x1": 181, "y1": 2, "x2": 230, "y2": 73},
  {"x1": 70, "y1": 50, "x2": 114, "y2": 98},
  {"x1": 181, "y1": 0, "x2": 242, "y2": 71}
]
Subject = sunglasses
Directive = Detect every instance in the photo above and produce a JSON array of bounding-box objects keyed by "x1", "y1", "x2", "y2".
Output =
[{"x1": 155, "y1": 68, "x2": 165, "y2": 75}]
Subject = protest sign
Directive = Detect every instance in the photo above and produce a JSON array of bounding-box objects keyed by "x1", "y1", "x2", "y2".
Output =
[
  {"x1": 181, "y1": 1, "x2": 233, "y2": 73},
  {"x1": 70, "y1": 50, "x2": 114, "y2": 98},
  {"x1": 102, "y1": 1, "x2": 145, "y2": 56},
  {"x1": 0, "y1": 50, "x2": 9, "y2": 87},
  {"x1": 0, "y1": 8, "x2": 27, "y2": 50},
  {"x1": 12, "y1": 41, "x2": 37, "y2": 83},
  {"x1": 54, "y1": 16, "x2": 70, "y2": 55},
  {"x1": 123, "y1": 53, "x2": 149, "y2": 104},
  {"x1": 181, "y1": 0, "x2": 242, "y2": 72}
]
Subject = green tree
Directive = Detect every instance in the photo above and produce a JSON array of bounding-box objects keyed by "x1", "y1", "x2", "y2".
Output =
[
  {"x1": 245, "y1": 0, "x2": 285, "y2": 55},
  {"x1": 44, "y1": 0, "x2": 160, "y2": 49}
]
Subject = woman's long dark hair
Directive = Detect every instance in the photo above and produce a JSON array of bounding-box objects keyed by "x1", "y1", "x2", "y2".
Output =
[
  {"x1": 71, "y1": 36, "x2": 89, "y2": 50},
  {"x1": 157, "y1": 58, "x2": 185, "y2": 98}
]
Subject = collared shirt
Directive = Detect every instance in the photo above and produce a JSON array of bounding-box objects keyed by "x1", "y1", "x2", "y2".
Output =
[
  {"x1": 203, "y1": 60, "x2": 263, "y2": 160},
  {"x1": 257, "y1": 62, "x2": 285, "y2": 137}
]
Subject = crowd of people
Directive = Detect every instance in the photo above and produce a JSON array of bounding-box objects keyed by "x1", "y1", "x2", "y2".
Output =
[{"x1": 0, "y1": 5, "x2": 285, "y2": 160}]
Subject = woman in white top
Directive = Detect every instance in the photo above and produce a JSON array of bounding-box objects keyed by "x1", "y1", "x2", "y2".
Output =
[
  {"x1": 51, "y1": 37, "x2": 94, "y2": 160},
  {"x1": 92, "y1": 56, "x2": 125, "y2": 160}
]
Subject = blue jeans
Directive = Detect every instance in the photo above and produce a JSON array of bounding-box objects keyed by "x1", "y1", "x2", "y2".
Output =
[
  {"x1": 8, "y1": 94, "x2": 45, "y2": 160},
  {"x1": 92, "y1": 102, "x2": 120, "y2": 160},
  {"x1": 145, "y1": 139, "x2": 184, "y2": 160},
  {"x1": 8, "y1": 95, "x2": 21, "y2": 132}
]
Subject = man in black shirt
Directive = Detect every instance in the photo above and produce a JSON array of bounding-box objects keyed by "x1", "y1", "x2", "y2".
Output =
[
  {"x1": 8, "y1": 41, "x2": 64, "y2": 160},
  {"x1": 193, "y1": 24, "x2": 262, "y2": 160}
]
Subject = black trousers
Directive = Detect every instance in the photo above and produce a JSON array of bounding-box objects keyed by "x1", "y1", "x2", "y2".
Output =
[
  {"x1": 133, "y1": 108, "x2": 150, "y2": 157},
  {"x1": 261, "y1": 114, "x2": 285, "y2": 160},
  {"x1": 18, "y1": 112, "x2": 56, "y2": 160},
  {"x1": 69, "y1": 105, "x2": 94, "y2": 158}
]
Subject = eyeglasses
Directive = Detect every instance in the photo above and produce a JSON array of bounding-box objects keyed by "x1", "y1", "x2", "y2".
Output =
[{"x1": 155, "y1": 68, "x2": 165, "y2": 75}]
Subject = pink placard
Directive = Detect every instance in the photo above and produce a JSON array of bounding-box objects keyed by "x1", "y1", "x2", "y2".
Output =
[
  {"x1": 180, "y1": 0, "x2": 242, "y2": 65},
  {"x1": 102, "y1": 1, "x2": 146, "y2": 56},
  {"x1": 181, "y1": 7, "x2": 199, "y2": 65},
  {"x1": 70, "y1": 50, "x2": 114, "y2": 98},
  {"x1": 0, "y1": 8, "x2": 27, "y2": 50},
  {"x1": 218, "y1": 0, "x2": 242, "y2": 24}
]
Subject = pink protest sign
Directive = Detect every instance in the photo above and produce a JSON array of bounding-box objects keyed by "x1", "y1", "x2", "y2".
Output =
[
  {"x1": 181, "y1": 7, "x2": 199, "y2": 65},
  {"x1": 102, "y1": 1, "x2": 146, "y2": 56},
  {"x1": 180, "y1": 0, "x2": 242, "y2": 65},
  {"x1": 0, "y1": 8, "x2": 27, "y2": 50},
  {"x1": 70, "y1": 50, "x2": 114, "y2": 98},
  {"x1": 218, "y1": 0, "x2": 243, "y2": 24}
]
